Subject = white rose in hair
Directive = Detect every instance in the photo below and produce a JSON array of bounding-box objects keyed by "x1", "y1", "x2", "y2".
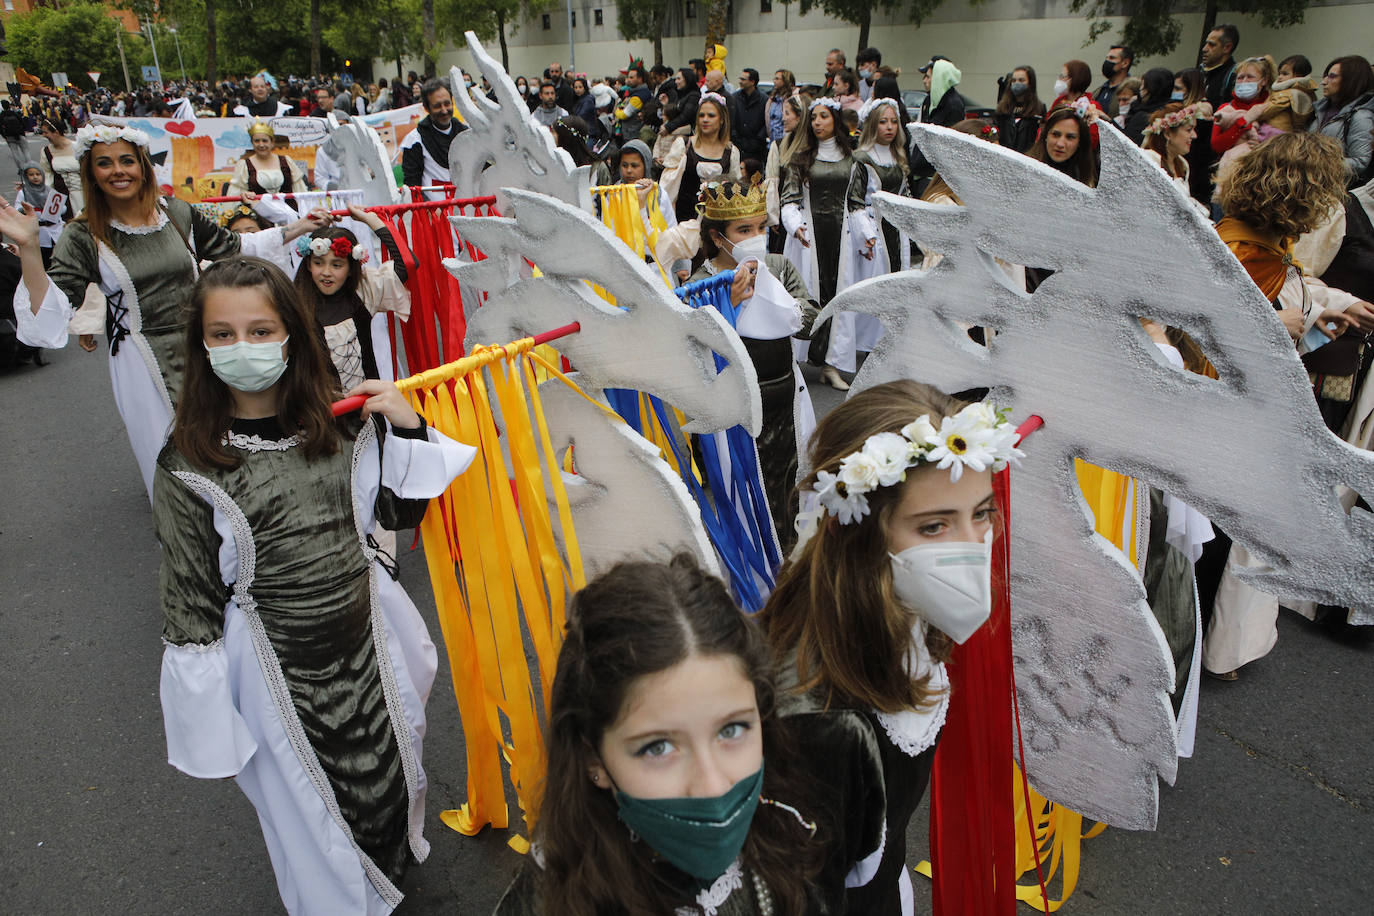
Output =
[
  {"x1": 837, "y1": 451, "x2": 881, "y2": 495},
  {"x1": 901, "y1": 416, "x2": 938, "y2": 448},
  {"x1": 862, "y1": 432, "x2": 917, "y2": 487}
]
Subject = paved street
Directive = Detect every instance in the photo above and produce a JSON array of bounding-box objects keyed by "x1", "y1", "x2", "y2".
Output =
[{"x1": 2, "y1": 139, "x2": 1370, "y2": 914}]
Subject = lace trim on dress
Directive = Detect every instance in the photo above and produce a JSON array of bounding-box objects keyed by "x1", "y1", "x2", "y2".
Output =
[
  {"x1": 161, "y1": 637, "x2": 225, "y2": 654},
  {"x1": 675, "y1": 859, "x2": 745, "y2": 916},
  {"x1": 170, "y1": 467, "x2": 406, "y2": 909},
  {"x1": 873, "y1": 621, "x2": 951, "y2": 758},
  {"x1": 223, "y1": 431, "x2": 303, "y2": 452},
  {"x1": 109, "y1": 209, "x2": 169, "y2": 235}
]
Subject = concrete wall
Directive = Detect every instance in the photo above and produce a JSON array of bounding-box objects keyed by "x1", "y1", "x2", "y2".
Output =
[{"x1": 383, "y1": 0, "x2": 1372, "y2": 108}]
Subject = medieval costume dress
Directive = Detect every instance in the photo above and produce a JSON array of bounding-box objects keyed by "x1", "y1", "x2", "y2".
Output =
[
  {"x1": 777, "y1": 620, "x2": 950, "y2": 916},
  {"x1": 12, "y1": 197, "x2": 293, "y2": 499},
  {"x1": 781, "y1": 136, "x2": 854, "y2": 370},
  {"x1": 688, "y1": 253, "x2": 817, "y2": 544},
  {"x1": 230, "y1": 153, "x2": 309, "y2": 200},
  {"x1": 839, "y1": 142, "x2": 912, "y2": 360},
  {"x1": 42, "y1": 142, "x2": 83, "y2": 216},
  {"x1": 314, "y1": 228, "x2": 414, "y2": 391},
  {"x1": 155, "y1": 415, "x2": 475, "y2": 916},
  {"x1": 661, "y1": 137, "x2": 742, "y2": 225}
]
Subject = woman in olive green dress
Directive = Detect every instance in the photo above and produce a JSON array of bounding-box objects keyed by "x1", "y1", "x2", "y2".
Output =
[
  {"x1": 153, "y1": 257, "x2": 475, "y2": 915},
  {"x1": 0, "y1": 123, "x2": 326, "y2": 499},
  {"x1": 782, "y1": 98, "x2": 856, "y2": 390}
]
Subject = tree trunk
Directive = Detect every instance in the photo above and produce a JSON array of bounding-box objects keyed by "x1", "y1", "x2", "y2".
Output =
[
  {"x1": 857, "y1": 7, "x2": 870, "y2": 57},
  {"x1": 497, "y1": 8, "x2": 509, "y2": 71},
  {"x1": 654, "y1": 1, "x2": 670, "y2": 68},
  {"x1": 423, "y1": 0, "x2": 437, "y2": 79},
  {"x1": 205, "y1": 0, "x2": 218, "y2": 85},
  {"x1": 706, "y1": 0, "x2": 729, "y2": 50},
  {"x1": 309, "y1": 0, "x2": 321, "y2": 77},
  {"x1": 1197, "y1": 0, "x2": 1218, "y2": 67}
]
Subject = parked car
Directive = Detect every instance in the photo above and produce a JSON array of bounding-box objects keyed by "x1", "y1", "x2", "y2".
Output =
[{"x1": 901, "y1": 88, "x2": 995, "y2": 122}]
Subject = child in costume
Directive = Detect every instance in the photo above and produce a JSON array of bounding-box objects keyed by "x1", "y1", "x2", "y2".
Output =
[
  {"x1": 495, "y1": 554, "x2": 885, "y2": 916},
  {"x1": 154, "y1": 256, "x2": 474, "y2": 916},
  {"x1": 294, "y1": 203, "x2": 414, "y2": 391},
  {"x1": 761, "y1": 380, "x2": 1021, "y2": 915}
]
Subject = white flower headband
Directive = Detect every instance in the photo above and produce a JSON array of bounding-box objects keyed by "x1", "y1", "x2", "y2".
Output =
[
  {"x1": 74, "y1": 124, "x2": 152, "y2": 160},
  {"x1": 809, "y1": 97, "x2": 843, "y2": 113},
  {"x1": 858, "y1": 97, "x2": 899, "y2": 125},
  {"x1": 810, "y1": 402, "x2": 1024, "y2": 526},
  {"x1": 700, "y1": 91, "x2": 729, "y2": 109}
]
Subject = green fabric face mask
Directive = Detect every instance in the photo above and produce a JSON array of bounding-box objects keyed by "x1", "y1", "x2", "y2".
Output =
[{"x1": 613, "y1": 763, "x2": 764, "y2": 883}]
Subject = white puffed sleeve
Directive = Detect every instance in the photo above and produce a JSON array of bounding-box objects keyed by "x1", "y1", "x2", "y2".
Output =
[{"x1": 159, "y1": 637, "x2": 258, "y2": 778}]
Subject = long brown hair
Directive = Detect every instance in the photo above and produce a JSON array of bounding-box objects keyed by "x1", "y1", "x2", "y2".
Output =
[
  {"x1": 531, "y1": 554, "x2": 825, "y2": 916},
  {"x1": 694, "y1": 93, "x2": 732, "y2": 146},
  {"x1": 787, "y1": 101, "x2": 852, "y2": 184},
  {"x1": 78, "y1": 140, "x2": 161, "y2": 247},
  {"x1": 760, "y1": 380, "x2": 965, "y2": 714},
  {"x1": 172, "y1": 256, "x2": 342, "y2": 470},
  {"x1": 1028, "y1": 107, "x2": 1098, "y2": 187},
  {"x1": 293, "y1": 226, "x2": 364, "y2": 308}
]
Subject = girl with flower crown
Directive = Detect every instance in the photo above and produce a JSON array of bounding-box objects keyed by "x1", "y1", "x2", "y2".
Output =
[
  {"x1": 838, "y1": 98, "x2": 912, "y2": 359},
  {"x1": 782, "y1": 97, "x2": 856, "y2": 391},
  {"x1": 0, "y1": 124, "x2": 327, "y2": 500},
  {"x1": 156, "y1": 256, "x2": 475, "y2": 915},
  {"x1": 760, "y1": 380, "x2": 1022, "y2": 915},
  {"x1": 495, "y1": 554, "x2": 886, "y2": 916},
  {"x1": 294, "y1": 203, "x2": 414, "y2": 394}
]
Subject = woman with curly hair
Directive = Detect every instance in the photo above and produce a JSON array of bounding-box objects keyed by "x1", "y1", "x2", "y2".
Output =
[{"x1": 1203, "y1": 131, "x2": 1374, "y2": 679}]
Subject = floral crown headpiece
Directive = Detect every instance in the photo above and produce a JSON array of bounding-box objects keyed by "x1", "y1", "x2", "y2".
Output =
[
  {"x1": 809, "y1": 402, "x2": 1023, "y2": 526},
  {"x1": 700, "y1": 91, "x2": 729, "y2": 109},
  {"x1": 810, "y1": 97, "x2": 843, "y2": 113},
  {"x1": 295, "y1": 234, "x2": 369, "y2": 263},
  {"x1": 858, "y1": 97, "x2": 899, "y2": 125},
  {"x1": 219, "y1": 203, "x2": 265, "y2": 229},
  {"x1": 74, "y1": 124, "x2": 151, "y2": 160},
  {"x1": 1141, "y1": 104, "x2": 1199, "y2": 138}
]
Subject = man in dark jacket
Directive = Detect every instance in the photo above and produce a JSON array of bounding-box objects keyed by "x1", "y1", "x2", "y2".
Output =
[
  {"x1": 400, "y1": 78, "x2": 467, "y2": 198},
  {"x1": 1201, "y1": 23, "x2": 1240, "y2": 109},
  {"x1": 729, "y1": 68, "x2": 769, "y2": 160},
  {"x1": 1, "y1": 101, "x2": 27, "y2": 170}
]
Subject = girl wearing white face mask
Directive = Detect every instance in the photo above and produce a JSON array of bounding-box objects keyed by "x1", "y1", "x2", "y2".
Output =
[
  {"x1": 1211, "y1": 56, "x2": 1280, "y2": 157},
  {"x1": 688, "y1": 176, "x2": 818, "y2": 539},
  {"x1": 761, "y1": 380, "x2": 1021, "y2": 916},
  {"x1": 154, "y1": 256, "x2": 475, "y2": 916}
]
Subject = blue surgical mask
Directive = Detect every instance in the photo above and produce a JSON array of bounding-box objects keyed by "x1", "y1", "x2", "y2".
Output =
[
  {"x1": 1234, "y1": 81, "x2": 1260, "y2": 100},
  {"x1": 1170, "y1": 90, "x2": 1185, "y2": 101},
  {"x1": 859, "y1": 67, "x2": 874, "y2": 81},
  {"x1": 205, "y1": 336, "x2": 289, "y2": 393}
]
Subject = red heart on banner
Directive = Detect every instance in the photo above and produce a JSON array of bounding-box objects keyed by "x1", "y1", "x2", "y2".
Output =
[{"x1": 165, "y1": 121, "x2": 195, "y2": 136}]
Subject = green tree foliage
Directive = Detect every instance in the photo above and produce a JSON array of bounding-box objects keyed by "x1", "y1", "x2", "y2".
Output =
[
  {"x1": 615, "y1": 0, "x2": 673, "y2": 67},
  {"x1": 1068, "y1": 0, "x2": 1311, "y2": 58},
  {"x1": 5, "y1": 2, "x2": 150, "y2": 85}
]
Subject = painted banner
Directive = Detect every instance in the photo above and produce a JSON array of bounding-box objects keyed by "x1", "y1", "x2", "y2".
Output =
[
  {"x1": 358, "y1": 103, "x2": 425, "y2": 163},
  {"x1": 90, "y1": 107, "x2": 429, "y2": 204}
]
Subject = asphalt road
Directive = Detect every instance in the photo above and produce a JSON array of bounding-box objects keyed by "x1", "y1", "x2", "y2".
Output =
[{"x1": 2, "y1": 137, "x2": 1370, "y2": 914}]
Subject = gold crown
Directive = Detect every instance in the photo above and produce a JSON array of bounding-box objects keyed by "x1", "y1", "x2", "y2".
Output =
[
  {"x1": 248, "y1": 118, "x2": 275, "y2": 139},
  {"x1": 698, "y1": 175, "x2": 767, "y2": 221}
]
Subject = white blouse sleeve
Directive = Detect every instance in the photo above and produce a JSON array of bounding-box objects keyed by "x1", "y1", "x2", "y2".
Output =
[
  {"x1": 361, "y1": 261, "x2": 412, "y2": 320},
  {"x1": 159, "y1": 637, "x2": 258, "y2": 778},
  {"x1": 381, "y1": 423, "x2": 478, "y2": 500},
  {"x1": 781, "y1": 202, "x2": 804, "y2": 236},
  {"x1": 12, "y1": 274, "x2": 73, "y2": 349}
]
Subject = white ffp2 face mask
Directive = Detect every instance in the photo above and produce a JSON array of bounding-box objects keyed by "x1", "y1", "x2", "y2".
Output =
[
  {"x1": 725, "y1": 233, "x2": 769, "y2": 262},
  {"x1": 205, "y1": 336, "x2": 290, "y2": 393},
  {"x1": 889, "y1": 530, "x2": 993, "y2": 644}
]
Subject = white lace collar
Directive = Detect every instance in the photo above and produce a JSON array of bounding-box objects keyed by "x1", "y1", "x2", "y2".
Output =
[
  {"x1": 675, "y1": 859, "x2": 746, "y2": 916},
  {"x1": 223, "y1": 430, "x2": 302, "y2": 452},
  {"x1": 873, "y1": 620, "x2": 950, "y2": 758},
  {"x1": 816, "y1": 137, "x2": 844, "y2": 162},
  {"x1": 110, "y1": 209, "x2": 169, "y2": 235}
]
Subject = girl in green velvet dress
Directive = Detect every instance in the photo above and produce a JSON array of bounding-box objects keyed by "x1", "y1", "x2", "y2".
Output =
[{"x1": 152, "y1": 257, "x2": 474, "y2": 915}]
